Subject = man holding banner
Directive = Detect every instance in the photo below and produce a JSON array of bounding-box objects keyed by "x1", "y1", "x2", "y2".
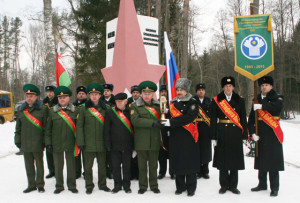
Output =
[
  {"x1": 248, "y1": 76, "x2": 284, "y2": 197},
  {"x1": 76, "y1": 82, "x2": 111, "y2": 194},
  {"x1": 45, "y1": 86, "x2": 79, "y2": 194},
  {"x1": 210, "y1": 77, "x2": 248, "y2": 195}
]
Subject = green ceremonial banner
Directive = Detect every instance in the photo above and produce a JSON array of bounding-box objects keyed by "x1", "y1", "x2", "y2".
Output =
[{"x1": 234, "y1": 14, "x2": 274, "y2": 81}]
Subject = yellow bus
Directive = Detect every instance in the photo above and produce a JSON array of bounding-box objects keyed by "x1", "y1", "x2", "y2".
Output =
[{"x1": 0, "y1": 90, "x2": 14, "y2": 124}]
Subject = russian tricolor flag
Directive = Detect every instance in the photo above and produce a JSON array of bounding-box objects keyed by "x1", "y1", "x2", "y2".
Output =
[{"x1": 164, "y1": 32, "x2": 180, "y2": 101}]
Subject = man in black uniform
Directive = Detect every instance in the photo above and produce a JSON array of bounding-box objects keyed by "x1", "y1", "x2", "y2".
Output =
[
  {"x1": 127, "y1": 85, "x2": 140, "y2": 180},
  {"x1": 210, "y1": 76, "x2": 248, "y2": 195},
  {"x1": 73, "y1": 85, "x2": 87, "y2": 179},
  {"x1": 100, "y1": 83, "x2": 115, "y2": 179},
  {"x1": 157, "y1": 84, "x2": 174, "y2": 180},
  {"x1": 127, "y1": 85, "x2": 140, "y2": 105},
  {"x1": 162, "y1": 78, "x2": 199, "y2": 196},
  {"x1": 104, "y1": 93, "x2": 133, "y2": 194},
  {"x1": 248, "y1": 76, "x2": 284, "y2": 197},
  {"x1": 43, "y1": 85, "x2": 58, "y2": 179},
  {"x1": 194, "y1": 83, "x2": 212, "y2": 179}
]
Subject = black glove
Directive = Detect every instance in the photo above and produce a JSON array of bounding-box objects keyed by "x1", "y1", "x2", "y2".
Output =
[
  {"x1": 78, "y1": 146, "x2": 85, "y2": 151},
  {"x1": 46, "y1": 145, "x2": 53, "y2": 153},
  {"x1": 15, "y1": 143, "x2": 21, "y2": 149},
  {"x1": 152, "y1": 120, "x2": 165, "y2": 129}
]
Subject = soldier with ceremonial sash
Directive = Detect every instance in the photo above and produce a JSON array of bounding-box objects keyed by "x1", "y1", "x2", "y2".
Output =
[
  {"x1": 161, "y1": 78, "x2": 199, "y2": 197},
  {"x1": 104, "y1": 93, "x2": 133, "y2": 194},
  {"x1": 15, "y1": 84, "x2": 47, "y2": 193},
  {"x1": 45, "y1": 86, "x2": 79, "y2": 194},
  {"x1": 76, "y1": 82, "x2": 111, "y2": 194},
  {"x1": 210, "y1": 76, "x2": 248, "y2": 195},
  {"x1": 248, "y1": 76, "x2": 284, "y2": 197},
  {"x1": 130, "y1": 81, "x2": 163, "y2": 194},
  {"x1": 73, "y1": 85, "x2": 87, "y2": 179},
  {"x1": 43, "y1": 85, "x2": 58, "y2": 179},
  {"x1": 127, "y1": 85, "x2": 140, "y2": 181},
  {"x1": 193, "y1": 83, "x2": 212, "y2": 179}
]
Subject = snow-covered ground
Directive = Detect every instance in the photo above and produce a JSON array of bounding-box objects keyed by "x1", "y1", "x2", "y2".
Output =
[{"x1": 0, "y1": 119, "x2": 299, "y2": 203}]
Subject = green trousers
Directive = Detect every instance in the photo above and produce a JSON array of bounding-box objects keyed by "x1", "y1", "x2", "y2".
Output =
[
  {"x1": 137, "y1": 150, "x2": 159, "y2": 190},
  {"x1": 53, "y1": 151, "x2": 76, "y2": 190},
  {"x1": 83, "y1": 151, "x2": 107, "y2": 189},
  {"x1": 23, "y1": 152, "x2": 44, "y2": 188}
]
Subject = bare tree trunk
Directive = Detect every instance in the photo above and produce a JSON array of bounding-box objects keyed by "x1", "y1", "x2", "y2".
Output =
[
  {"x1": 43, "y1": 0, "x2": 56, "y2": 85},
  {"x1": 181, "y1": 0, "x2": 189, "y2": 78}
]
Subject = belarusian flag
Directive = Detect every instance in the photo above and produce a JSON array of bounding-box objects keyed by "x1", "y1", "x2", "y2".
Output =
[{"x1": 56, "y1": 43, "x2": 71, "y2": 87}]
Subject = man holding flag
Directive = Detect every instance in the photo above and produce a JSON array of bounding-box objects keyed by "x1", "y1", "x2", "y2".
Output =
[
  {"x1": 45, "y1": 86, "x2": 79, "y2": 194},
  {"x1": 248, "y1": 76, "x2": 284, "y2": 197}
]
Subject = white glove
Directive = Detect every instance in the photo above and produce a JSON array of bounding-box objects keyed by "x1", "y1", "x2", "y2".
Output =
[
  {"x1": 243, "y1": 140, "x2": 247, "y2": 145},
  {"x1": 253, "y1": 104, "x2": 262, "y2": 111},
  {"x1": 212, "y1": 140, "x2": 217, "y2": 147},
  {"x1": 132, "y1": 150, "x2": 137, "y2": 158},
  {"x1": 161, "y1": 119, "x2": 170, "y2": 126},
  {"x1": 252, "y1": 133, "x2": 260, "y2": 141}
]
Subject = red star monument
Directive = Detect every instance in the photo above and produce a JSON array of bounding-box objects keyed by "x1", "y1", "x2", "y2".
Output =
[{"x1": 101, "y1": 0, "x2": 165, "y2": 94}]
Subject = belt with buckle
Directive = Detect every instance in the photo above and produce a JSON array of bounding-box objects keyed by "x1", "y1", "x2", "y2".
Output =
[
  {"x1": 218, "y1": 119, "x2": 234, "y2": 124},
  {"x1": 258, "y1": 116, "x2": 280, "y2": 121}
]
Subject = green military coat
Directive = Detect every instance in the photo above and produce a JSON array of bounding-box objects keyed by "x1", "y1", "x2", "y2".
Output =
[
  {"x1": 14, "y1": 100, "x2": 47, "y2": 152},
  {"x1": 76, "y1": 99, "x2": 109, "y2": 152},
  {"x1": 45, "y1": 103, "x2": 79, "y2": 152},
  {"x1": 130, "y1": 97, "x2": 161, "y2": 151}
]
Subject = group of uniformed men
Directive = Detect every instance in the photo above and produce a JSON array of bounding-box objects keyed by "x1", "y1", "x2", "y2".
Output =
[{"x1": 14, "y1": 75, "x2": 284, "y2": 197}]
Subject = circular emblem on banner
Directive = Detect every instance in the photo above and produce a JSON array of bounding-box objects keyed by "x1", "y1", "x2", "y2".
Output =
[{"x1": 241, "y1": 34, "x2": 267, "y2": 60}]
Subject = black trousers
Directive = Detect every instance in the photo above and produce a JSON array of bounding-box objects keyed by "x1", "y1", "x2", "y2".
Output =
[
  {"x1": 131, "y1": 156, "x2": 139, "y2": 179},
  {"x1": 175, "y1": 173, "x2": 197, "y2": 192},
  {"x1": 258, "y1": 170, "x2": 279, "y2": 191},
  {"x1": 198, "y1": 163, "x2": 209, "y2": 175},
  {"x1": 111, "y1": 150, "x2": 131, "y2": 190},
  {"x1": 75, "y1": 151, "x2": 84, "y2": 176},
  {"x1": 46, "y1": 150, "x2": 55, "y2": 174},
  {"x1": 158, "y1": 148, "x2": 172, "y2": 176},
  {"x1": 219, "y1": 170, "x2": 238, "y2": 189}
]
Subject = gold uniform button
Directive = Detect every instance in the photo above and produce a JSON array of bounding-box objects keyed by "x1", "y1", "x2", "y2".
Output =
[
  {"x1": 233, "y1": 124, "x2": 235, "y2": 127},
  {"x1": 225, "y1": 116, "x2": 227, "y2": 118},
  {"x1": 225, "y1": 124, "x2": 228, "y2": 127},
  {"x1": 181, "y1": 110, "x2": 183, "y2": 112}
]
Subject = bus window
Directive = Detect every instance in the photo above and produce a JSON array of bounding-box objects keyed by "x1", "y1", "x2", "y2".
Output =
[{"x1": 0, "y1": 94, "x2": 11, "y2": 108}]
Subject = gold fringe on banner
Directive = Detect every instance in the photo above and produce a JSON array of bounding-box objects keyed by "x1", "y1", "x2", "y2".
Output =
[
  {"x1": 268, "y1": 15, "x2": 272, "y2": 32},
  {"x1": 234, "y1": 18, "x2": 239, "y2": 33}
]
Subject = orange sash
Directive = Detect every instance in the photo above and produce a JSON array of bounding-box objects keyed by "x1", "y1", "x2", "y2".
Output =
[
  {"x1": 144, "y1": 106, "x2": 160, "y2": 120},
  {"x1": 257, "y1": 109, "x2": 284, "y2": 143},
  {"x1": 198, "y1": 105, "x2": 210, "y2": 126},
  {"x1": 23, "y1": 108, "x2": 44, "y2": 131},
  {"x1": 170, "y1": 103, "x2": 198, "y2": 143},
  {"x1": 213, "y1": 96, "x2": 244, "y2": 133},
  {"x1": 88, "y1": 107, "x2": 105, "y2": 126}
]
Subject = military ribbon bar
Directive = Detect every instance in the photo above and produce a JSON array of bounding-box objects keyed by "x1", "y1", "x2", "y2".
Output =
[
  {"x1": 144, "y1": 106, "x2": 160, "y2": 120},
  {"x1": 214, "y1": 96, "x2": 244, "y2": 133},
  {"x1": 88, "y1": 107, "x2": 105, "y2": 126},
  {"x1": 198, "y1": 105, "x2": 210, "y2": 126},
  {"x1": 112, "y1": 107, "x2": 134, "y2": 135},
  {"x1": 57, "y1": 110, "x2": 79, "y2": 157},
  {"x1": 170, "y1": 103, "x2": 199, "y2": 143},
  {"x1": 257, "y1": 109, "x2": 284, "y2": 143},
  {"x1": 23, "y1": 108, "x2": 44, "y2": 131}
]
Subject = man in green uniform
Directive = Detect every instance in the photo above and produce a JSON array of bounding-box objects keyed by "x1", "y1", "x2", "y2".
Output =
[
  {"x1": 131, "y1": 81, "x2": 164, "y2": 194},
  {"x1": 76, "y1": 82, "x2": 111, "y2": 194},
  {"x1": 73, "y1": 85, "x2": 87, "y2": 179},
  {"x1": 15, "y1": 84, "x2": 47, "y2": 193},
  {"x1": 43, "y1": 85, "x2": 58, "y2": 179},
  {"x1": 45, "y1": 86, "x2": 79, "y2": 194}
]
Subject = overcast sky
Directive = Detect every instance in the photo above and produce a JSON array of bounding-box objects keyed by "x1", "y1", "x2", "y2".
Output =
[{"x1": 0, "y1": 0, "x2": 227, "y2": 70}]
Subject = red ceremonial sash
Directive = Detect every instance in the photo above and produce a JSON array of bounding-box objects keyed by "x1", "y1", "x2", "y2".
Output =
[
  {"x1": 144, "y1": 106, "x2": 160, "y2": 120},
  {"x1": 257, "y1": 109, "x2": 284, "y2": 143},
  {"x1": 213, "y1": 96, "x2": 244, "y2": 133},
  {"x1": 57, "y1": 110, "x2": 79, "y2": 157},
  {"x1": 88, "y1": 107, "x2": 105, "y2": 126},
  {"x1": 112, "y1": 107, "x2": 134, "y2": 135},
  {"x1": 23, "y1": 108, "x2": 44, "y2": 131},
  {"x1": 170, "y1": 103, "x2": 199, "y2": 143},
  {"x1": 198, "y1": 105, "x2": 210, "y2": 126}
]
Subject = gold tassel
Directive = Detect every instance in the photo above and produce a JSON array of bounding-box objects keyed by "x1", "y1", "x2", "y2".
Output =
[
  {"x1": 234, "y1": 18, "x2": 239, "y2": 33},
  {"x1": 268, "y1": 15, "x2": 272, "y2": 32}
]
